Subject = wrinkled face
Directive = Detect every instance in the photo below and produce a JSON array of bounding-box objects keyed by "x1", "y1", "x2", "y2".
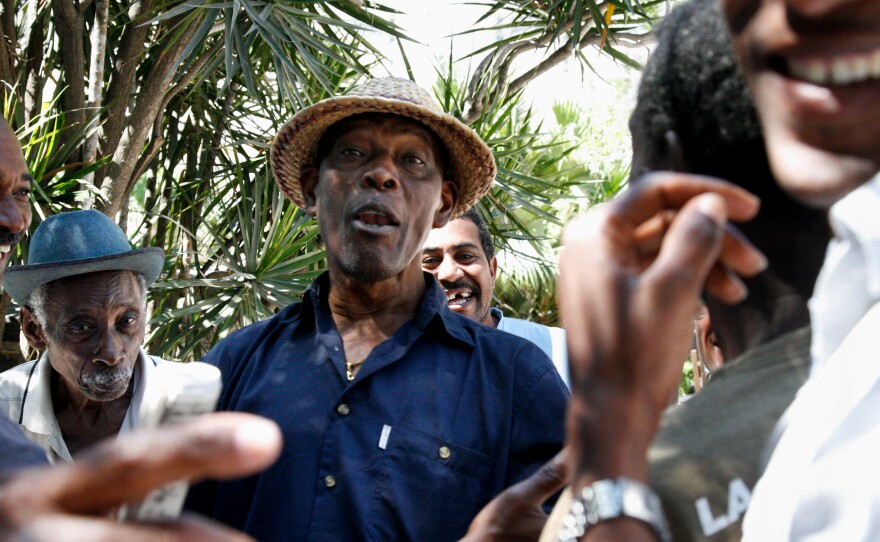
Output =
[
  {"x1": 422, "y1": 218, "x2": 497, "y2": 326},
  {"x1": 302, "y1": 114, "x2": 457, "y2": 282},
  {"x1": 26, "y1": 271, "x2": 145, "y2": 403},
  {"x1": 0, "y1": 123, "x2": 33, "y2": 283},
  {"x1": 721, "y1": 0, "x2": 880, "y2": 207}
]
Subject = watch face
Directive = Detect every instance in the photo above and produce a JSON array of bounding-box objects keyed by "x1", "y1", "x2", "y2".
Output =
[{"x1": 559, "y1": 477, "x2": 672, "y2": 542}]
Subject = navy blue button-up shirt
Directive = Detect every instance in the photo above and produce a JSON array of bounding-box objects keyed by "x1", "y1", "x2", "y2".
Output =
[{"x1": 186, "y1": 272, "x2": 568, "y2": 541}]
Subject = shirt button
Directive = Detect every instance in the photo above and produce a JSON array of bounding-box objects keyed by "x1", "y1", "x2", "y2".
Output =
[
  {"x1": 438, "y1": 446, "x2": 451, "y2": 460},
  {"x1": 324, "y1": 475, "x2": 337, "y2": 488},
  {"x1": 333, "y1": 346, "x2": 339, "y2": 351},
  {"x1": 337, "y1": 404, "x2": 350, "y2": 416}
]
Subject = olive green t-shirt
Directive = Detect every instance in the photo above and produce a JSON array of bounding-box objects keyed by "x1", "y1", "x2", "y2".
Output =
[{"x1": 648, "y1": 326, "x2": 811, "y2": 542}]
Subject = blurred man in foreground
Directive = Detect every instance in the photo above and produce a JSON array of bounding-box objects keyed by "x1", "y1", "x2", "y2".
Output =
[{"x1": 553, "y1": 0, "x2": 880, "y2": 539}]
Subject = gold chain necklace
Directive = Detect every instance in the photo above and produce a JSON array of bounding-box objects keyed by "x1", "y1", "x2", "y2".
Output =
[{"x1": 346, "y1": 358, "x2": 367, "y2": 381}]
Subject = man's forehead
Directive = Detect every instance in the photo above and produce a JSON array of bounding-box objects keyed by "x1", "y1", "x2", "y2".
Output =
[
  {"x1": 425, "y1": 218, "x2": 481, "y2": 249},
  {"x1": 47, "y1": 271, "x2": 142, "y2": 300}
]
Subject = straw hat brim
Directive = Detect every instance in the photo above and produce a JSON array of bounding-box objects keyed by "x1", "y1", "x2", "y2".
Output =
[
  {"x1": 270, "y1": 95, "x2": 496, "y2": 218},
  {"x1": 5, "y1": 248, "x2": 166, "y2": 306}
]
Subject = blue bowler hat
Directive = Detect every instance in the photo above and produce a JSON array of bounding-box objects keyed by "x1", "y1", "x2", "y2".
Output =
[{"x1": 4, "y1": 210, "x2": 165, "y2": 306}]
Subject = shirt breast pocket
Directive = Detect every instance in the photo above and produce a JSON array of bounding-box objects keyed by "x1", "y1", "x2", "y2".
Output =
[{"x1": 371, "y1": 424, "x2": 494, "y2": 540}]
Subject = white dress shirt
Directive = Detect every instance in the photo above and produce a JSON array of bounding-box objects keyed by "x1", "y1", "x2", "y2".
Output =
[{"x1": 742, "y1": 174, "x2": 880, "y2": 540}]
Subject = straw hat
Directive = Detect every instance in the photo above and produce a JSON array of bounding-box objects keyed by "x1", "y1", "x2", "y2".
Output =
[
  {"x1": 270, "y1": 77, "x2": 496, "y2": 217},
  {"x1": 5, "y1": 210, "x2": 165, "y2": 306}
]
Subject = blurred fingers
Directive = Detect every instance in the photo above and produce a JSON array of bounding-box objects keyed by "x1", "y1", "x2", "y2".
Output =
[
  {"x1": 19, "y1": 514, "x2": 255, "y2": 542},
  {"x1": 617, "y1": 172, "x2": 760, "y2": 228},
  {"x1": 648, "y1": 193, "x2": 729, "y2": 302},
  {"x1": 6, "y1": 413, "x2": 282, "y2": 516}
]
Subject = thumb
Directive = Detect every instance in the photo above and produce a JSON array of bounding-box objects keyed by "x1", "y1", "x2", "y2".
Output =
[{"x1": 515, "y1": 449, "x2": 570, "y2": 504}]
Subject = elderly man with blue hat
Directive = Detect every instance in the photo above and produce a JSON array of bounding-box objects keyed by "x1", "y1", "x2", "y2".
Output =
[{"x1": 0, "y1": 210, "x2": 192, "y2": 463}]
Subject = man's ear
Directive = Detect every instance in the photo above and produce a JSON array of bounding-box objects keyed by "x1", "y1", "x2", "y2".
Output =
[
  {"x1": 20, "y1": 307, "x2": 47, "y2": 351},
  {"x1": 489, "y1": 255, "x2": 498, "y2": 282},
  {"x1": 433, "y1": 180, "x2": 458, "y2": 228},
  {"x1": 300, "y1": 166, "x2": 320, "y2": 217}
]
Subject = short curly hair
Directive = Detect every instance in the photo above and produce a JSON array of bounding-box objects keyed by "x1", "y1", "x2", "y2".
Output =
[{"x1": 457, "y1": 208, "x2": 495, "y2": 261}]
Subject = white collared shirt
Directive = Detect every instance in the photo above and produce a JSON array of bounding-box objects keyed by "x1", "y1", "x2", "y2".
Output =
[
  {"x1": 742, "y1": 174, "x2": 880, "y2": 540},
  {"x1": 0, "y1": 349, "x2": 165, "y2": 463}
]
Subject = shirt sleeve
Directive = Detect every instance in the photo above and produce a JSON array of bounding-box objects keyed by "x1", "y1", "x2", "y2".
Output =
[{"x1": 505, "y1": 346, "x2": 569, "y2": 490}]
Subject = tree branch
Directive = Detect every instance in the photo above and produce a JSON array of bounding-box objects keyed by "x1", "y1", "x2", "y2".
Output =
[
  {"x1": 100, "y1": 0, "x2": 154, "y2": 166},
  {"x1": 80, "y1": 0, "x2": 110, "y2": 209},
  {"x1": 50, "y1": 0, "x2": 87, "y2": 154},
  {"x1": 21, "y1": 1, "x2": 45, "y2": 124},
  {"x1": 96, "y1": 14, "x2": 203, "y2": 217}
]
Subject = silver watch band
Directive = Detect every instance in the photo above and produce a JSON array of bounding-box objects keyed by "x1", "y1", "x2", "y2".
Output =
[{"x1": 556, "y1": 477, "x2": 672, "y2": 542}]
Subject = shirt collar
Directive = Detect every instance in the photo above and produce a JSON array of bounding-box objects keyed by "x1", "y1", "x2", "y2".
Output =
[
  {"x1": 827, "y1": 173, "x2": 880, "y2": 300},
  {"x1": 21, "y1": 349, "x2": 152, "y2": 438},
  {"x1": 303, "y1": 271, "x2": 475, "y2": 348}
]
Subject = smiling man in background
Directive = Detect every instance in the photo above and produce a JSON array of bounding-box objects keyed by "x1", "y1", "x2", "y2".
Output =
[{"x1": 422, "y1": 208, "x2": 569, "y2": 387}]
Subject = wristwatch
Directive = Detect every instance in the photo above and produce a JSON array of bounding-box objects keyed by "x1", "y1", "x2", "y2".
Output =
[{"x1": 556, "y1": 477, "x2": 672, "y2": 542}]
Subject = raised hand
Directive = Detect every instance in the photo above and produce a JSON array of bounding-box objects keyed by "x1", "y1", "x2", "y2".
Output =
[{"x1": 559, "y1": 173, "x2": 765, "y2": 486}]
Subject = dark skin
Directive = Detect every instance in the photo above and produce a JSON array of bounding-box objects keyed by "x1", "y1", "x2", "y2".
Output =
[
  {"x1": 21, "y1": 271, "x2": 146, "y2": 456},
  {"x1": 300, "y1": 113, "x2": 457, "y2": 377},
  {"x1": 0, "y1": 119, "x2": 34, "y2": 284},
  {"x1": 559, "y1": 174, "x2": 766, "y2": 541}
]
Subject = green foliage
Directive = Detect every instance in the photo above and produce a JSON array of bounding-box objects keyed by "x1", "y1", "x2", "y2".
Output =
[{"x1": 2, "y1": 0, "x2": 652, "y2": 359}]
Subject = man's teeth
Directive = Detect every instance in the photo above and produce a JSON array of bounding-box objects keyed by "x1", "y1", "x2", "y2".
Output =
[
  {"x1": 447, "y1": 292, "x2": 472, "y2": 305},
  {"x1": 0, "y1": 245, "x2": 11, "y2": 254},
  {"x1": 789, "y1": 49, "x2": 880, "y2": 86},
  {"x1": 359, "y1": 212, "x2": 392, "y2": 227}
]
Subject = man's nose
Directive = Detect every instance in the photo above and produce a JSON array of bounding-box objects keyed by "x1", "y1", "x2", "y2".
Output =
[
  {"x1": 436, "y1": 255, "x2": 462, "y2": 283},
  {"x1": 362, "y1": 154, "x2": 401, "y2": 192},
  {"x1": 0, "y1": 196, "x2": 27, "y2": 234},
  {"x1": 92, "y1": 330, "x2": 125, "y2": 366}
]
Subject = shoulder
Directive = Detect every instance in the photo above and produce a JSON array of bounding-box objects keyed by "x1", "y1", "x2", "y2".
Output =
[
  {"x1": 458, "y1": 316, "x2": 567, "y2": 399},
  {"x1": 0, "y1": 360, "x2": 39, "y2": 390},
  {"x1": 204, "y1": 303, "x2": 303, "y2": 364}
]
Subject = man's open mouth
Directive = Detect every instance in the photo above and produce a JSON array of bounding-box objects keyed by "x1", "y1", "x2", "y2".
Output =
[
  {"x1": 446, "y1": 291, "x2": 473, "y2": 307},
  {"x1": 351, "y1": 204, "x2": 400, "y2": 234},
  {"x1": 357, "y1": 211, "x2": 398, "y2": 227},
  {"x1": 0, "y1": 244, "x2": 12, "y2": 255},
  {"x1": 780, "y1": 47, "x2": 880, "y2": 86}
]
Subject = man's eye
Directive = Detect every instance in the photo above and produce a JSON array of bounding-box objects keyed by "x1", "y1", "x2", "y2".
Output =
[
  {"x1": 421, "y1": 257, "x2": 439, "y2": 266},
  {"x1": 69, "y1": 322, "x2": 93, "y2": 333},
  {"x1": 14, "y1": 188, "x2": 30, "y2": 198},
  {"x1": 403, "y1": 154, "x2": 425, "y2": 165},
  {"x1": 341, "y1": 147, "x2": 363, "y2": 157},
  {"x1": 119, "y1": 315, "x2": 139, "y2": 327},
  {"x1": 457, "y1": 254, "x2": 476, "y2": 263}
]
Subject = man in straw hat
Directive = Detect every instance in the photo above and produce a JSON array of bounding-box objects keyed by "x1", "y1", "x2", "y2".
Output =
[
  {"x1": 185, "y1": 77, "x2": 568, "y2": 541},
  {"x1": 0, "y1": 210, "x2": 210, "y2": 464}
]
